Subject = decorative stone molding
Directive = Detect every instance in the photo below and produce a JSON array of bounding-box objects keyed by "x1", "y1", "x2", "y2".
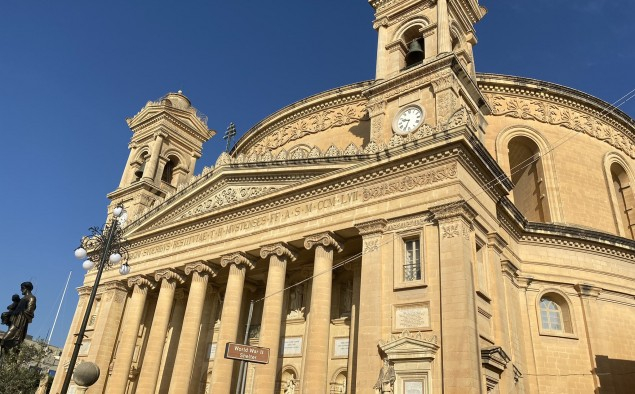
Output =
[
  {"x1": 180, "y1": 185, "x2": 279, "y2": 220},
  {"x1": 481, "y1": 346, "x2": 511, "y2": 393},
  {"x1": 387, "y1": 214, "x2": 430, "y2": 231},
  {"x1": 487, "y1": 232, "x2": 508, "y2": 254},
  {"x1": 378, "y1": 330, "x2": 439, "y2": 359},
  {"x1": 429, "y1": 200, "x2": 477, "y2": 223},
  {"x1": 220, "y1": 252, "x2": 257, "y2": 270},
  {"x1": 78, "y1": 286, "x2": 92, "y2": 297},
  {"x1": 355, "y1": 218, "x2": 388, "y2": 236},
  {"x1": 574, "y1": 283, "x2": 602, "y2": 299},
  {"x1": 516, "y1": 276, "x2": 533, "y2": 290},
  {"x1": 500, "y1": 260, "x2": 520, "y2": 282},
  {"x1": 127, "y1": 276, "x2": 156, "y2": 291},
  {"x1": 184, "y1": 261, "x2": 219, "y2": 277},
  {"x1": 259, "y1": 242, "x2": 299, "y2": 261},
  {"x1": 154, "y1": 269, "x2": 186, "y2": 285},
  {"x1": 304, "y1": 232, "x2": 344, "y2": 253}
]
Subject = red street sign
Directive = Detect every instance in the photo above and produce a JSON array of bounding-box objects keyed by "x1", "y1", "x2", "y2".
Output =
[{"x1": 224, "y1": 342, "x2": 270, "y2": 364}]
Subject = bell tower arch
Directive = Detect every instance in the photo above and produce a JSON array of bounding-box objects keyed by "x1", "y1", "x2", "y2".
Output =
[{"x1": 108, "y1": 91, "x2": 215, "y2": 218}]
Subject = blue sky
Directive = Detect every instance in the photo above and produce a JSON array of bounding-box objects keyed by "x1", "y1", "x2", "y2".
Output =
[{"x1": 0, "y1": 1, "x2": 633, "y2": 348}]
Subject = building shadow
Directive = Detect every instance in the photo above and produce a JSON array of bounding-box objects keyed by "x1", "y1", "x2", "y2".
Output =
[{"x1": 595, "y1": 355, "x2": 635, "y2": 394}]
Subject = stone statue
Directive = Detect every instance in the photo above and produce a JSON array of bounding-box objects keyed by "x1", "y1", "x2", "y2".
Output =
[
  {"x1": 287, "y1": 284, "x2": 304, "y2": 318},
  {"x1": 284, "y1": 378, "x2": 296, "y2": 394},
  {"x1": 373, "y1": 358, "x2": 396, "y2": 394},
  {"x1": 1, "y1": 282, "x2": 37, "y2": 351},
  {"x1": 340, "y1": 280, "x2": 353, "y2": 316},
  {"x1": 1, "y1": 294, "x2": 20, "y2": 326}
]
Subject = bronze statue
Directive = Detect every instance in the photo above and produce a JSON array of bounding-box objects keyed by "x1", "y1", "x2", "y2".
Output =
[
  {"x1": 1, "y1": 282, "x2": 37, "y2": 351},
  {"x1": 1, "y1": 294, "x2": 20, "y2": 326}
]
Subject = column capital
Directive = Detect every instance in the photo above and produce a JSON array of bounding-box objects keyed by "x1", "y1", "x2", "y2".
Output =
[
  {"x1": 220, "y1": 251, "x2": 257, "y2": 270},
  {"x1": 78, "y1": 286, "x2": 93, "y2": 297},
  {"x1": 429, "y1": 200, "x2": 477, "y2": 223},
  {"x1": 185, "y1": 261, "x2": 219, "y2": 277},
  {"x1": 127, "y1": 275, "x2": 156, "y2": 291},
  {"x1": 260, "y1": 242, "x2": 299, "y2": 261},
  {"x1": 304, "y1": 231, "x2": 343, "y2": 253},
  {"x1": 574, "y1": 283, "x2": 602, "y2": 299},
  {"x1": 99, "y1": 280, "x2": 129, "y2": 293},
  {"x1": 355, "y1": 219, "x2": 388, "y2": 237},
  {"x1": 516, "y1": 276, "x2": 533, "y2": 290},
  {"x1": 501, "y1": 260, "x2": 519, "y2": 282},
  {"x1": 155, "y1": 269, "x2": 186, "y2": 285},
  {"x1": 154, "y1": 130, "x2": 168, "y2": 140}
]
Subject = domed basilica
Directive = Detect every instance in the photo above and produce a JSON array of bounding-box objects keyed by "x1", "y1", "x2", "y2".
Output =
[{"x1": 52, "y1": 1, "x2": 635, "y2": 393}]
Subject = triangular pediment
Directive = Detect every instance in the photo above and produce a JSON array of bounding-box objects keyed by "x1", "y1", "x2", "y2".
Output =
[{"x1": 379, "y1": 331, "x2": 440, "y2": 361}]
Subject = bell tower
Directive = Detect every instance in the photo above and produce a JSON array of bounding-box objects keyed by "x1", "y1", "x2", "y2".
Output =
[
  {"x1": 107, "y1": 91, "x2": 215, "y2": 217},
  {"x1": 366, "y1": 0, "x2": 489, "y2": 144}
]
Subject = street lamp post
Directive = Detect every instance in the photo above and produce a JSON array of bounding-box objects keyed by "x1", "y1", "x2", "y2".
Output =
[{"x1": 60, "y1": 205, "x2": 131, "y2": 394}]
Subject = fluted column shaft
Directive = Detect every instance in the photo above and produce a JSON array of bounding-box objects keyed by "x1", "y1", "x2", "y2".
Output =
[
  {"x1": 437, "y1": 0, "x2": 451, "y2": 53},
  {"x1": 107, "y1": 277, "x2": 155, "y2": 393},
  {"x1": 210, "y1": 252, "x2": 255, "y2": 394},
  {"x1": 254, "y1": 243, "x2": 297, "y2": 392},
  {"x1": 303, "y1": 232, "x2": 343, "y2": 392},
  {"x1": 137, "y1": 270, "x2": 184, "y2": 393},
  {"x1": 169, "y1": 262, "x2": 218, "y2": 394}
]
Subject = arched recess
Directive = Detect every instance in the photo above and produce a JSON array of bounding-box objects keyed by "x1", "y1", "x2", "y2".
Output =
[
  {"x1": 160, "y1": 150, "x2": 187, "y2": 185},
  {"x1": 129, "y1": 148, "x2": 150, "y2": 184},
  {"x1": 329, "y1": 368, "x2": 347, "y2": 393},
  {"x1": 603, "y1": 152, "x2": 635, "y2": 239},
  {"x1": 277, "y1": 365, "x2": 299, "y2": 394},
  {"x1": 496, "y1": 126, "x2": 564, "y2": 223},
  {"x1": 391, "y1": 17, "x2": 431, "y2": 70},
  {"x1": 535, "y1": 288, "x2": 576, "y2": 337}
]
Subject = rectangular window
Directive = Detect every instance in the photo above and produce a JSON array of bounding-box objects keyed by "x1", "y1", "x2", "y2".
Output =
[{"x1": 404, "y1": 238, "x2": 421, "y2": 281}]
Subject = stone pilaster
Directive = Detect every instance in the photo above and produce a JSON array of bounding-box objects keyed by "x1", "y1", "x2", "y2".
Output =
[
  {"x1": 254, "y1": 242, "x2": 298, "y2": 392},
  {"x1": 354, "y1": 219, "x2": 387, "y2": 394},
  {"x1": 302, "y1": 232, "x2": 343, "y2": 392},
  {"x1": 107, "y1": 276, "x2": 155, "y2": 393},
  {"x1": 210, "y1": 252, "x2": 256, "y2": 394},
  {"x1": 437, "y1": 0, "x2": 451, "y2": 54},
  {"x1": 90, "y1": 281, "x2": 128, "y2": 394},
  {"x1": 575, "y1": 283, "x2": 613, "y2": 393},
  {"x1": 169, "y1": 262, "x2": 219, "y2": 394},
  {"x1": 430, "y1": 201, "x2": 482, "y2": 394},
  {"x1": 137, "y1": 269, "x2": 185, "y2": 393}
]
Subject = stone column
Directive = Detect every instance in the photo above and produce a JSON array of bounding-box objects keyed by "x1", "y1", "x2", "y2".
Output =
[
  {"x1": 143, "y1": 131, "x2": 167, "y2": 182},
  {"x1": 107, "y1": 276, "x2": 155, "y2": 393},
  {"x1": 437, "y1": 0, "x2": 451, "y2": 54},
  {"x1": 169, "y1": 262, "x2": 219, "y2": 394},
  {"x1": 353, "y1": 219, "x2": 386, "y2": 393},
  {"x1": 347, "y1": 260, "x2": 361, "y2": 394},
  {"x1": 137, "y1": 269, "x2": 185, "y2": 393},
  {"x1": 210, "y1": 252, "x2": 256, "y2": 394},
  {"x1": 575, "y1": 284, "x2": 613, "y2": 393},
  {"x1": 119, "y1": 142, "x2": 138, "y2": 187},
  {"x1": 303, "y1": 232, "x2": 343, "y2": 392},
  {"x1": 430, "y1": 202, "x2": 482, "y2": 394},
  {"x1": 253, "y1": 243, "x2": 298, "y2": 392}
]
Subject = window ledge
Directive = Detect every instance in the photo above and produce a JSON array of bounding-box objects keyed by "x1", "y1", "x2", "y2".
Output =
[
  {"x1": 394, "y1": 281, "x2": 427, "y2": 291},
  {"x1": 538, "y1": 330, "x2": 578, "y2": 340}
]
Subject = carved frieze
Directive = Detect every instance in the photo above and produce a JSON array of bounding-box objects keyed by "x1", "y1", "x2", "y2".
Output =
[
  {"x1": 362, "y1": 163, "x2": 457, "y2": 202},
  {"x1": 180, "y1": 185, "x2": 278, "y2": 221},
  {"x1": 387, "y1": 214, "x2": 429, "y2": 231},
  {"x1": 485, "y1": 93, "x2": 635, "y2": 159},
  {"x1": 249, "y1": 102, "x2": 366, "y2": 155},
  {"x1": 356, "y1": 218, "x2": 388, "y2": 236}
]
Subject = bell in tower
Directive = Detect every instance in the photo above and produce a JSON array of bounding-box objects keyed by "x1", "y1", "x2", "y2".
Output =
[{"x1": 404, "y1": 38, "x2": 424, "y2": 67}]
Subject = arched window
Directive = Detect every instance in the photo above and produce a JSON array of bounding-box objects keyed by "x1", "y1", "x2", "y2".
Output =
[
  {"x1": 538, "y1": 293, "x2": 573, "y2": 335},
  {"x1": 610, "y1": 162, "x2": 635, "y2": 239},
  {"x1": 161, "y1": 156, "x2": 179, "y2": 184},
  {"x1": 508, "y1": 136, "x2": 551, "y2": 222}
]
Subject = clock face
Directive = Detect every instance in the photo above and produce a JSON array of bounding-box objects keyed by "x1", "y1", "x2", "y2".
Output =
[{"x1": 393, "y1": 105, "x2": 424, "y2": 135}]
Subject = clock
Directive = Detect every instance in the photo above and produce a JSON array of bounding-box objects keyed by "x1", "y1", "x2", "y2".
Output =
[{"x1": 392, "y1": 105, "x2": 424, "y2": 135}]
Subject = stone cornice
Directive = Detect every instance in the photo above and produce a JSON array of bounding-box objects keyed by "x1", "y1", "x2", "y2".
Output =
[
  {"x1": 154, "y1": 269, "x2": 186, "y2": 285},
  {"x1": 220, "y1": 252, "x2": 257, "y2": 270},
  {"x1": 429, "y1": 200, "x2": 477, "y2": 223},
  {"x1": 259, "y1": 242, "x2": 299, "y2": 261},
  {"x1": 355, "y1": 219, "x2": 388, "y2": 236},
  {"x1": 184, "y1": 261, "x2": 219, "y2": 277},
  {"x1": 574, "y1": 283, "x2": 602, "y2": 299},
  {"x1": 304, "y1": 231, "x2": 344, "y2": 253}
]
